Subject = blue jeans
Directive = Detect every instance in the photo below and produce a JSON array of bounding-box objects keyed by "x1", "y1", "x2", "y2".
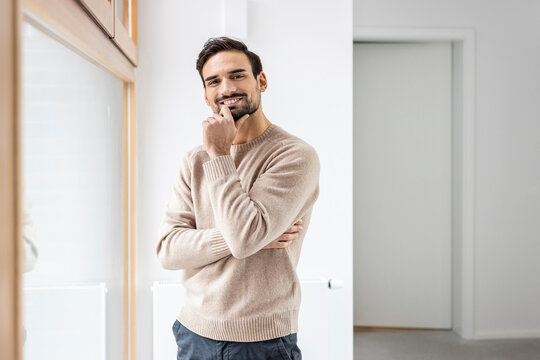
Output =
[{"x1": 172, "y1": 319, "x2": 302, "y2": 360}]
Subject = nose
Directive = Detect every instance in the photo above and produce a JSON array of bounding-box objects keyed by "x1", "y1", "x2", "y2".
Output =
[{"x1": 219, "y1": 77, "x2": 237, "y2": 96}]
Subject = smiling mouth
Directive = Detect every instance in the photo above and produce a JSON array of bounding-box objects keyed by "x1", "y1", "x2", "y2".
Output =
[{"x1": 219, "y1": 97, "x2": 242, "y2": 106}]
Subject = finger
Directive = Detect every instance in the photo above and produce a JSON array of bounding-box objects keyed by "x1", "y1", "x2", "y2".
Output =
[
  {"x1": 219, "y1": 104, "x2": 232, "y2": 119},
  {"x1": 205, "y1": 116, "x2": 217, "y2": 124},
  {"x1": 284, "y1": 225, "x2": 303, "y2": 234},
  {"x1": 210, "y1": 114, "x2": 222, "y2": 122},
  {"x1": 278, "y1": 233, "x2": 297, "y2": 241},
  {"x1": 295, "y1": 219, "x2": 303, "y2": 225}
]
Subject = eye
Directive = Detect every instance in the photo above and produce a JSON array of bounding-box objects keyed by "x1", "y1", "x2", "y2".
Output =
[
  {"x1": 208, "y1": 79, "x2": 218, "y2": 86},
  {"x1": 233, "y1": 74, "x2": 244, "y2": 79}
]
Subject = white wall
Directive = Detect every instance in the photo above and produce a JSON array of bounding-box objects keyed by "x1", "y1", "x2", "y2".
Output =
[
  {"x1": 136, "y1": 0, "x2": 353, "y2": 358},
  {"x1": 354, "y1": 0, "x2": 540, "y2": 339}
]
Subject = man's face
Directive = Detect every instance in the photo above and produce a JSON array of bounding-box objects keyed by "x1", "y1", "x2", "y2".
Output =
[{"x1": 202, "y1": 50, "x2": 266, "y2": 121}]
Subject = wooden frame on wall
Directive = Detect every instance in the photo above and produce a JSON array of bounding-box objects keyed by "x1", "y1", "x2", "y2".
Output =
[
  {"x1": 1, "y1": 0, "x2": 137, "y2": 359},
  {"x1": 0, "y1": 0, "x2": 23, "y2": 358}
]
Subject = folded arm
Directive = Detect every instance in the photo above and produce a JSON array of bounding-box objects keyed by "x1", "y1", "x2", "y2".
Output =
[
  {"x1": 202, "y1": 144, "x2": 320, "y2": 259},
  {"x1": 157, "y1": 153, "x2": 232, "y2": 270}
]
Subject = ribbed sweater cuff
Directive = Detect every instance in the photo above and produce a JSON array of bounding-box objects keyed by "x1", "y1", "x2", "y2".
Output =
[
  {"x1": 208, "y1": 229, "x2": 231, "y2": 257},
  {"x1": 202, "y1": 155, "x2": 236, "y2": 181}
]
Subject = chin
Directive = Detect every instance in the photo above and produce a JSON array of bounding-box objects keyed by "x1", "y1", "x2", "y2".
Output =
[{"x1": 231, "y1": 111, "x2": 248, "y2": 122}]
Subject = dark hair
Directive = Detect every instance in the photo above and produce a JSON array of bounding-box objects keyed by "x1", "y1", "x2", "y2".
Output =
[{"x1": 196, "y1": 37, "x2": 263, "y2": 87}]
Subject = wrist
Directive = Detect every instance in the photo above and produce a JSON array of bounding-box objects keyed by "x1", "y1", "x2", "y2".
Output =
[{"x1": 209, "y1": 151, "x2": 230, "y2": 160}]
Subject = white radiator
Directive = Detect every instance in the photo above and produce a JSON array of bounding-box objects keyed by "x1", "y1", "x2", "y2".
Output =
[
  {"x1": 23, "y1": 283, "x2": 107, "y2": 360},
  {"x1": 151, "y1": 280, "x2": 186, "y2": 360},
  {"x1": 152, "y1": 277, "x2": 343, "y2": 360}
]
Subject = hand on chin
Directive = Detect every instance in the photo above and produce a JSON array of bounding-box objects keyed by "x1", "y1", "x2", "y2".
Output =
[{"x1": 202, "y1": 105, "x2": 250, "y2": 159}]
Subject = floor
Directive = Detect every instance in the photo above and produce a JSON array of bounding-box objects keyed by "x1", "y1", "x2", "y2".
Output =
[{"x1": 354, "y1": 330, "x2": 540, "y2": 360}]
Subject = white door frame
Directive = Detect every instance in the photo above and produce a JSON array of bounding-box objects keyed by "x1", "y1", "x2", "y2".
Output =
[{"x1": 353, "y1": 27, "x2": 477, "y2": 340}]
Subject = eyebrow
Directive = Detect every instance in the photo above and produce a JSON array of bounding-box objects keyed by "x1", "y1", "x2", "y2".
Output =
[{"x1": 204, "y1": 68, "x2": 247, "y2": 82}]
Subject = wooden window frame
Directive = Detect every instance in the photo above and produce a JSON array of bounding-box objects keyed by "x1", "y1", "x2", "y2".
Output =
[
  {"x1": 78, "y1": 0, "x2": 138, "y2": 65},
  {"x1": 0, "y1": 0, "x2": 23, "y2": 359},
  {"x1": 0, "y1": 0, "x2": 137, "y2": 359},
  {"x1": 114, "y1": 0, "x2": 138, "y2": 65},
  {"x1": 78, "y1": 0, "x2": 115, "y2": 37}
]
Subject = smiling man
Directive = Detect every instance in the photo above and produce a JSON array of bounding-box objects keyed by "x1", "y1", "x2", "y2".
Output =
[{"x1": 157, "y1": 37, "x2": 320, "y2": 360}]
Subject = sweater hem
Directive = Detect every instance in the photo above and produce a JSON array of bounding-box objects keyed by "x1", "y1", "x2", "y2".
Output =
[{"x1": 177, "y1": 306, "x2": 299, "y2": 342}]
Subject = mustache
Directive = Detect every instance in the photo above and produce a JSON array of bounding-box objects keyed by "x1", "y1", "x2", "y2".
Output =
[{"x1": 215, "y1": 93, "x2": 247, "y2": 104}]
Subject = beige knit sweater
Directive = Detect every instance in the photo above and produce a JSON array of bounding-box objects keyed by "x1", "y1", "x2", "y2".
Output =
[{"x1": 157, "y1": 123, "x2": 320, "y2": 342}]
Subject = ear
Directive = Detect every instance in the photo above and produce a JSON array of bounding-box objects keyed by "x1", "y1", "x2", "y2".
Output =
[{"x1": 257, "y1": 72, "x2": 268, "y2": 93}]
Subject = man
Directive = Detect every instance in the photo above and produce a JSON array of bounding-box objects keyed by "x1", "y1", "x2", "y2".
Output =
[{"x1": 157, "y1": 37, "x2": 320, "y2": 360}]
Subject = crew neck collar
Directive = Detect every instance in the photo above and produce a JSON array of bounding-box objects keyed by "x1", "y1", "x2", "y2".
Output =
[{"x1": 230, "y1": 123, "x2": 277, "y2": 153}]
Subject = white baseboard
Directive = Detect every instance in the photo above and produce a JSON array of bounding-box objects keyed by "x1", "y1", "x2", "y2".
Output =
[{"x1": 474, "y1": 330, "x2": 540, "y2": 340}]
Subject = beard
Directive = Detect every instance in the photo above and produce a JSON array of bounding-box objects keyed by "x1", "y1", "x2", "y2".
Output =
[{"x1": 228, "y1": 96, "x2": 259, "y2": 121}]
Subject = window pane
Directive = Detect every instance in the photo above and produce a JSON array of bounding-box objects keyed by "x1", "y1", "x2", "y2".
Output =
[{"x1": 21, "y1": 21, "x2": 125, "y2": 360}]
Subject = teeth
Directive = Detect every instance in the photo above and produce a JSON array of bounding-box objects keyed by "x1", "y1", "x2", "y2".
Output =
[{"x1": 223, "y1": 98, "x2": 240, "y2": 105}]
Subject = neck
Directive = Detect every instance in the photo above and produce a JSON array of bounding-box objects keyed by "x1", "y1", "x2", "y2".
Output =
[{"x1": 232, "y1": 108, "x2": 272, "y2": 145}]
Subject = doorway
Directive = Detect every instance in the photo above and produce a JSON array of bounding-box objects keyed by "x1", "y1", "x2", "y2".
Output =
[
  {"x1": 353, "y1": 41, "x2": 453, "y2": 329},
  {"x1": 352, "y1": 27, "x2": 477, "y2": 340}
]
